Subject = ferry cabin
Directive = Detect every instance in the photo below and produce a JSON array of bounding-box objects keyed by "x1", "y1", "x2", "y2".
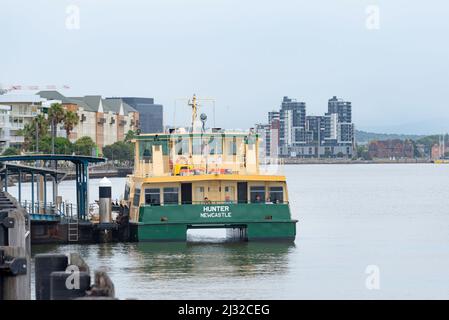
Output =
[{"x1": 125, "y1": 130, "x2": 296, "y2": 241}]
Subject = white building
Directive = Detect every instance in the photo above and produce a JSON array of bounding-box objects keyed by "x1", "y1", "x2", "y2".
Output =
[
  {"x1": 0, "y1": 105, "x2": 11, "y2": 153},
  {"x1": 0, "y1": 94, "x2": 46, "y2": 147}
]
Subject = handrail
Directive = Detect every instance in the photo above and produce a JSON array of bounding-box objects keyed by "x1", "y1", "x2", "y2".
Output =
[{"x1": 141, "y1": 201, "x2": 288, "y2": 206}]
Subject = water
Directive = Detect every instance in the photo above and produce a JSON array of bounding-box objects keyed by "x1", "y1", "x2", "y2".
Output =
[{"x1": 16, "y1": 164, "x2": 449, "y2": 299}]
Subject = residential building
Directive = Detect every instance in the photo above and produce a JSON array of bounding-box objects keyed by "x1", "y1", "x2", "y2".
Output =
[
  {"x1": 368, "y1": 139, "x2": 415, "y2": 159},
  {"x1": 260, "y1": 96, "x2": 355, "y2": 158},
  {"x1": 37, "y1": 91, "x2": 140, "y2": 152},
  {"x1": 0, "y1": 105, "x2": 11, "y2": 153},
  {"x1": 0, "y1": 94, "x2": 48, "y2": 148},
  {"x1": 113, "y1": 97, "x2": 163, "y2": 133},
  {"x1": 279, "y1": 96, "x2": 306, "y2": 156},
  {"x1": 431, "y1": 141, "x2": 449, "y2": 160}
]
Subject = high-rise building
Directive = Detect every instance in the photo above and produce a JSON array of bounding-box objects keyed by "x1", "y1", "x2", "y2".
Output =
[
  {"x1": 114, "y1": 97, "x2": 163, "y2": 133},
  {"x1": 260, "y1": 95, "x2": 354, "y2": 158},
  {"x1": 279, "y1": 96, "x2": 306, "y2": 156}
]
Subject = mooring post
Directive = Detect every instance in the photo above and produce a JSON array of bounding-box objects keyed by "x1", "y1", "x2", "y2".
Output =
[{"x1": 0, "y1": 192, "x2": 31, "y2": 300}]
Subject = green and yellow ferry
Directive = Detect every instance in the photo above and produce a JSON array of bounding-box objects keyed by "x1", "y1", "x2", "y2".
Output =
[{"x1": 124, "y1": 96, "x2": 297, "y2": 242}]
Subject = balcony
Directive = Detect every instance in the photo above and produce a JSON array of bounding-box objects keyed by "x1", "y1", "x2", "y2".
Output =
[
  {"x1": 97, "y1": 117, "x2": 106, "y2": 125},
  {"x1": 9, "y1": 135, "x2": 24, "y2": 143}
]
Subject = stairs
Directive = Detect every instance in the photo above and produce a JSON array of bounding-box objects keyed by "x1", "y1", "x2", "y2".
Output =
[{"x1": 68, "y1": 220, "x2": 79, "y2": 242}]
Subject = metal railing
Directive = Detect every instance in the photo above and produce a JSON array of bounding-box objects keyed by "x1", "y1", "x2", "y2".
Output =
[
  {"x1": 21, "y1": 200, "x2": 78, "y2": 220},
  {"x1": 142, "y1": 200, "x2": 288, "y2": 206}
]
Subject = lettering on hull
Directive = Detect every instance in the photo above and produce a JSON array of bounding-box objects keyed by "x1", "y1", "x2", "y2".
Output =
[{"x1": 200, "y1": 205, "x2": 232, "y2": 218}]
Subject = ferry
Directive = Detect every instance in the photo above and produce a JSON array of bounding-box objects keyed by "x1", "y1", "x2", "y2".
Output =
[{"x1": 123, "y1": 95, "x2": 297, "y2": 241}]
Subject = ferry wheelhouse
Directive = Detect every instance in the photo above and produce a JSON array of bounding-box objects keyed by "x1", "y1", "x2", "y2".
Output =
[{"x1": 124, "y1": 96, "x2": 297, "y2": 241}]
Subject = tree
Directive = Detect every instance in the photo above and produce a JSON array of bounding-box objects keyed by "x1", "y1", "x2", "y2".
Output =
[
  {"x1": 356, "y1": 144, "x2": 372, "y2": 160},
  {"x1": 63, "y1": 110, "x2": 79, "y2": 139},
  {"x1": 54, "y1": 137, "x2": 73, "y2": 154},
  {"x1": 103, "y1": 141, "x2": 134, "y2": 163},
  {"x1": 124, "y1": 130, "x2": 135, "y2": 142},
  {"x1": 73, "y1": 136, "x2": 97, "y2": 156},
  {"x1": 2, "y1": 147, "x2": 20, "y2": 156},
  {"x1": 19, "y1": 114, "x2": 49, "y2": 152},
  {"x1": 47, "y1": 103, "x2": 66, "y2": 153},
  {"x1": 47, "y1": 103, "x2": 66, "y2": 127}
]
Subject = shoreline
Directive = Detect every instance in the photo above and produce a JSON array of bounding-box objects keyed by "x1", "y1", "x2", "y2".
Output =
[{"x1": 281, "y1": 158, "x2": 432, "y2": 165}]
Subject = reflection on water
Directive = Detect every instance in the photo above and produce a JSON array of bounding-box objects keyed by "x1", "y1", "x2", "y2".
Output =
[
  {"x1": 31, "y1": 240, "x2": 295, "y2": 299},
  {"x1": 132, "y1": 241, "x2": 294, "y2": 278}
]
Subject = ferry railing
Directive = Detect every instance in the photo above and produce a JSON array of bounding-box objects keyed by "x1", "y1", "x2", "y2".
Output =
[{"x1": 142, "y1": 200, "x2": 288, "y2": 206}]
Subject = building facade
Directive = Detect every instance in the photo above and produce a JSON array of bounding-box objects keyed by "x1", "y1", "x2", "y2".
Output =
[
  {"x1": 0, "y1": 105, "x2": 11, "y2": 153},
  {"x1": 115, "y1": 97, "x2": 163, "y2": 133},
  {"x1": 368, "y1": 139, "x2": 415, "y2": 159},
  {"x1": 0, "y1": 94, "x2": 50, "y2": 148},
  {"x1": 259, "y1": 96, "x2": 355, "y2": 158},
  {"x1": 0, "y1": 91, "x2": 154, "y2": 154},
  {"x1": 37, "y1": 91, "x2": 141, "y2": 152}
]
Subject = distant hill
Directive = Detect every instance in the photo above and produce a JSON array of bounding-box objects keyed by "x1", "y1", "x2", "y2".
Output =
[{"x1": 355, "y1": 130, "x2": 425, "y2": 144}]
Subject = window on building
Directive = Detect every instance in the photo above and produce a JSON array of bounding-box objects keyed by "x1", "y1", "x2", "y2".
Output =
[
  {"x1": 145, "y1": 188, "x2": 160, "y2": 205},
  {"x1": 250, "y1": 186, "x2": 265, "y2": 203},
  {"x1": 269, "y1": 186, "x2": 284, "y2": 203},
  {"x1": 132, "y1": 188, "x2": 141, "y2": 207},
  {"x1": 124, "y1": 184, "x2": 130, "y2": 201},
  {"x1": 163, "y1": 187, "x2": 179, "y2": 205}
]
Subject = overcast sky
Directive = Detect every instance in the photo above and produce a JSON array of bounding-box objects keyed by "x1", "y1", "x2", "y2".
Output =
[{"x1": 1, "y1": 0, "x2": 448, "y2": 134}]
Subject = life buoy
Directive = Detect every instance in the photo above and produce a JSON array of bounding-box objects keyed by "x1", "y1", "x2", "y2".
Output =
[{"x1": 176, "y1": 156, "x2": 189, "y2": 165}]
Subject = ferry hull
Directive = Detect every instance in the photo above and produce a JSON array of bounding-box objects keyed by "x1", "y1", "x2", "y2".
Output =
[{"x1": 136, "y1": 204, "x2": 297, "y2": 242}]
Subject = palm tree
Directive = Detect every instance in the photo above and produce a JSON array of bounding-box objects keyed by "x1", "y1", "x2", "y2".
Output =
[
  {"x1": 47, "y1": 103, "x2": 66, "y2": 153},
  {"x1": 18, "y1": 114, "x2": 49, "y2": 152},
  {"x1": 63, "y1": 111, "x2": 79, "y2": 140}
]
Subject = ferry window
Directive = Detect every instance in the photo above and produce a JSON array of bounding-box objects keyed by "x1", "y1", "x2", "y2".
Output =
[
  {"x1": 175, "y1": 136, "x2": 189, "y2": 155},
  {"x1": 163, "y1": 187, "x2": 179, "y2": 205},
  {"x1": 208, "y1": 136, "x2": 223, "y2": 155},
  {"x1": 140, "y1": 141, "x2": 152, "y2": 159},
  {"x1": 124, "y1": 184, "x2": 130, "y2": 201},
  {"x1": 224, "y1": 186, "x2": 235, "y2": 203},
  {"x1": 195, "y1": 186, "x2": 205, "y2": 202},
  {"x1": 269, "y1": 186, "x2": 284, "y2": 203},
  {"x1": 145, "y1": 188, "x2": 160, "y2": 205},
  {"x1": 228, "y1": 136, "x2": 237, "y2": 155},
  {"x1": 250, "y1": 186, "x2": 265, "y2": 203},
  {"x1": 133, "y1": 188, "x2": 141, "y2": 207},
  {"x1": 193, "y1": 137, "x2": 202, "y2": 155}
]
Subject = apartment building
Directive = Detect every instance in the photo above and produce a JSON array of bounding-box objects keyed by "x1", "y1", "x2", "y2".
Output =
[
  {"x1": 37, "y1": 91, "x2": 140, "y2": 152},
  {"x1": 0, "y1": 105, "x2": 11, "y2": 153},
  {"x1": 259, "y1": 96, "x2": 355, "y2": 158}
]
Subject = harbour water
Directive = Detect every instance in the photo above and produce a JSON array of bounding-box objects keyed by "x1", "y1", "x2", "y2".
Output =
[{"x1": 12, "y1": 164, "x2": 449, "y2": 299}]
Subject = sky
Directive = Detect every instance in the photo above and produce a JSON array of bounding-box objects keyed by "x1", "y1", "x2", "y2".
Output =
[{"x1": 1, "y1": 0, "x2": 448, "y2": 134}]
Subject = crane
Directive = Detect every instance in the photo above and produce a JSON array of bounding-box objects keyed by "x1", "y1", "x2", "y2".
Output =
[{"x1": 0, "y1": 84, "x2": 70, "y2": 95}]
